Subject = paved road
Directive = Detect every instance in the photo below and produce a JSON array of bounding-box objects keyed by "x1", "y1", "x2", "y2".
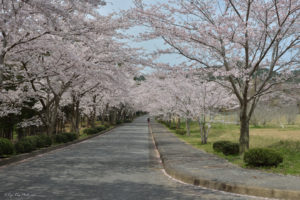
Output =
[{"x1": 0, "y1": 116, "x2": 261, "y2": 200}]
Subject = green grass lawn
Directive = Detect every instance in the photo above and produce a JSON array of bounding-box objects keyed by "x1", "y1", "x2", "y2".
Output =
[{"x1": 164, "y1": 120, "x2": 300, "y2": 176}]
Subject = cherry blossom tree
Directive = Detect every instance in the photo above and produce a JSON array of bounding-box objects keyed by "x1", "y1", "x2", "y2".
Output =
[
  {"x1": 133, "y1": 0, "x2": 300, "y2": 153},
  {"x1": 135, "y1": 71, "x2": 236, "y2": 143},
  {"x1": 0, "y1": 0, "x2": 146, "y2": 139}
]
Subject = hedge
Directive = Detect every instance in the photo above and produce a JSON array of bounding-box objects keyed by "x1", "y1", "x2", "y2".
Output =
[
  {"x1": 244, "y1": 148, "x2": 283, "y2": 167},
  {"x1": 213, "y1": 140, "x2": 239, "y2": 155},
  {"x1": 0, "y1": 138, "x2": 14, "y2": 157},
  {"x1": 176, "y1": 128, "x2": 186, "y2": 135},
  {"x1": 83, "y1": 126, "x2": 106, "y2": 135},
  {"x1": 55, "y1": 132, "x2": 78, "y2": 143}
]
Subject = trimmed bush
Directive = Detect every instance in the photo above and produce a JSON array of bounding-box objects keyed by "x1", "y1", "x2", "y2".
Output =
[
  {"x1": 83, "y1": 128, "x2": 98, "y2": 135},
  {"x1": 36, "y1": 135, "x2": 52, "y2": 148},
  {"x1": 103, "y1": 123, "x2": 110, "y2": 129},
  {"x1": 15, "y1": 136, "x2": 38, "y2": 153},
  {"x1": 124, "y1": 119, "x2": 133, "y2": 123},
  {"x1": 55, "y1": 132, "x2": 78, "y2": 143},
  {"x1": 0, "y1": 138, "x2": 14, "y2": 156},
  {"x1": 95, "y1": 125, "x2": 106, "y2": 132},
  {"x1": 213, "y1": 141, "x2": 239, "y2": 155},
  {"x1": 176, "y1": 128, "x2": 186, "y2": 135},
  {"x1": 84, "y1": 126, "x2": 106, "y2": 135},
  {"x1": 64, "y1": 132, "x2": 78, "y2": 141},
  {"x1": 213, "y1": 141, "x2": 232, "y2": 152},
  {"x1": 222, "y1": 142, "x2": 239, "y2": 155},
  {"x1": 55, "y1": 133, "x2": 68, "y2": 143},
  {"x1": 244, "y1": 148, "x2": 283, "y2": 167}
]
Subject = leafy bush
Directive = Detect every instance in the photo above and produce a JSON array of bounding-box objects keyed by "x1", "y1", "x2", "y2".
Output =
[
  {"x1": 83, "y1": 128, "x2": 98, "y2": 135},
  {"x1": 84, "y1": 126, "x2": 106, "y2": 135},
  {"x1": 95, "y1": 125, "x2": 106, "y2": 132},
  {"x1": 0, "y1": 138, "x2": 14, "y2": 156},
  {"x1": 222, "y1": 142, "x2": 239, "y2": 155},
  {"x1": 124, "y1": 119, "x2": 133, "y2": 123},
  {"x1": 64, "y1": 132, "x2": 78, "y2": 141},
  {"x1": 55, "y1": 133, "x2": 69, "y2": 143},
  {"x1": 170, "y1": 125, "x2": 176, "y2": 130},
  {"x1": 15, "y1": 136, "x2": 38, "y2": 153},
  {"x1": 176, "y1": 128, "x2": 186, "y2": 135},
  {"x1": 213, "y1": 141, "x2": 232, "y2": 152},
  {"x1": 55, "y1": 132, "x2": 78, "y2": 143},
  {"x1": 244, "y1": 148, "x2": 283, "y2": 167},
  {"x1": 36, "y1": 135, "x2": 52, "y2": 148},
  {"x1": 213, "y1": 141, "x2": 239, "y2": 155},
  {"x1": 103, "y1": 123, "x2": 110, "y2": 129}
]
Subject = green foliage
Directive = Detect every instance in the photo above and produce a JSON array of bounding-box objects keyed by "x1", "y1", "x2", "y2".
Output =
[
  {"x1": 244, "y1": 148, "x2": 283, "y2": 167},
  {"x1": 55, "y1": 132, "x2": 78, "y2": 143},
  {"x1": 222, "y1": 142, "x2": 239, "y2": 155},
  {"x1": 15, "y1": 136, "x2": 38, "y2": 153},
  {"x1": 213, "y1": 140, "x2": 239, "y2": 155},
  {"x1": 124, "y1": 119, "x2": 133, "y2": 123},
  {"x1": 36, "y1": 135, "x2": 52, "y2": 148},
  {"x1": 83, "y1": 126, "x2": 106, "y2": 135},
  {"x1": 0, "y1": 138, "x2": 14, "y2": 156},
  {"x1": 170, "y1": 125, "x2": 176, "y2": 130},
  {"x1": 176, "y1": 128, "x2": 186, "y2": 135},
  {"x1": 95, "y1": 125, "x2": 106, "y2": 132},
  {"x1": 213, "y1": 141, "x2": 231, "y2": 152},
  {"x1": 83, "y1": 128, "x2": 98, "y2": 135},
  {"x1": 103, "y1": 123, "x2": 110, "y2": 129}
]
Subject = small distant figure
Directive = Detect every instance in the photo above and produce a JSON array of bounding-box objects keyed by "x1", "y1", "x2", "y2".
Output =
[{"x1": 147, "y1": 118, "x2": 150, "y2": 123}]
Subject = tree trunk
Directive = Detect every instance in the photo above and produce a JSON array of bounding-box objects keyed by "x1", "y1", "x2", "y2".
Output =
[
  {"x1": 176, "y1": 118, "x2": 181, "y2": 129},
  {"x1": 239, "y1": 104, "x2": 250, "y2": 154},
  {"x1": 75, "y1": 100, "x2": 80, "y2": 135},
  {"x1": 70, "y1": 96, "x2": 80, "y2": 135},
  {"x1": 186, "y1": 118, "x2": 190, "y2": 136},
  {"x1": 48, "y1": 97, "x2": 59, "y2": 136},
  {"x1": 0, "y1": 54, "x2": 4, "y2": 87}
]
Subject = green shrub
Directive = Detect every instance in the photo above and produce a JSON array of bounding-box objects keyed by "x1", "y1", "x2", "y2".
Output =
[
  {"x1": 84, "y1": 126, "x2": 106, "y2": 135},
  {"x1": 55, "y1": 133, "x2": 69, "y2": 143},
  {"x1": 36, "y1": 135, "x2": 52, "y2": 148},
  {"x1": 213, "y1": 141, "x2": 239, "y2": 155},
  {"x1": 0, "y1": 138, "x2": 14, "y2": 156},
  {"x1": 170, "y1": 125, "x2": 176, "y2": 130},
  {"x1": 64, "y1": 132, "x2": 78, "y2": 141},
  {"x1": 124, "y1": 119, "x2": 133, "y2": 123},
  {"x1": 244, "y1": 148, "x2": 283, "y2": 167},
  {"x1": 222, "y1": 142, "x2": 239, "y2": 155},
  {"x1": 15, "y1": 136, "x2": 38, "y2": 153},
  {"x1": 176, "y1": 128, "x2": 186, "y2": 135},
  {"x1": 55, "y1": 132, "x2": 78, "y2": 143},
  {"x1": 95, "y1": 125, "x2": 106, "y2": 132},
  {"x1": 83, "y1": 128, "x2": 98, "y2": 135},
  {"x1": 213, "y1": 141, "x2": 232, "y2": 152},
  {"x1": 103, "y1": 123, "x2": 110, "y2": 129}
]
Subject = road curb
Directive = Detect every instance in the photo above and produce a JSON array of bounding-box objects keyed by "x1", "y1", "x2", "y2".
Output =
[
  {"x1": 0, "y1": 126, "x2": 117, "y2": 167},
  {"x1": 149, "y1": 122, "x2": 300, "y2": 200}
]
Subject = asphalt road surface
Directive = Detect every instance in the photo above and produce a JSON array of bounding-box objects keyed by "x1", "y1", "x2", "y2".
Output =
[{"x1": 0, "y1": 116, "x2": 262, "y2": 200}]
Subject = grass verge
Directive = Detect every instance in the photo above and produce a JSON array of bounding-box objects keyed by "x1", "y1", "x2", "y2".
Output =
[{"x1": 164, "y1": 120, "x2": 300, "y2": 176}]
